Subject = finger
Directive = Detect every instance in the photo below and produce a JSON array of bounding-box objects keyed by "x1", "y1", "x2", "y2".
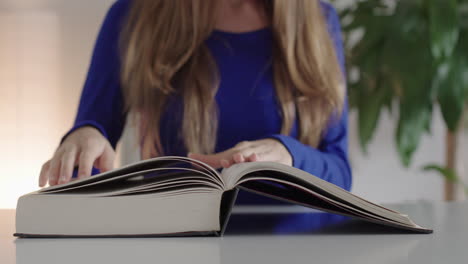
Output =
[
  {"x1": 48, "y1": 157, "x2": 61, "y2": 186},
  {"x1": 39, "y1": 161, "x2": 51, "y2": 187},
  {"x1": 188, "y1": 144, "x2": 247, "y2": 169},
  {"x1": 221, "y1": 159, "x2": 231, "y2": 169},
  {"x1": 58, "y1": 148, "x2": 77, "y2": 184},
  {"x1": 188, "y1": 153, "x2": 226, "y2": 169},
  {"x1": 77, "y1": 149, "x2": 101, "y2": 179},
  {"x1": 96, "y1": 145, "x2": 115, "y2": 173},
  {"x1": 233, "y1": 153, "x2": 245, "y2": 163},
  {"x1": 247, "y1": 153, "x2": 259, "y2": 162}
]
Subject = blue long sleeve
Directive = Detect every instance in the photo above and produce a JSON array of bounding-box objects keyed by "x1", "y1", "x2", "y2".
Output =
[
  {"x1": 269, "y1": 4, "x2": 352, "y2": 192},
  {"x1": 62, "y1": 0, "x2": 130, "y2": 149}
]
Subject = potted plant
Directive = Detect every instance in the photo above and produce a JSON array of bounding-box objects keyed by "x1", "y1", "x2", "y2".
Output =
[{"x1": 336, "y1": 0, "x2": 468, "y2": 200}]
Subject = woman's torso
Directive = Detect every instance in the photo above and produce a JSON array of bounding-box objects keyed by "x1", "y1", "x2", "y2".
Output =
[
  {"x1": 159, "y1": 28, "x2": 298, "y2": 157},
  {"x1": 158, "y1": 28, "x2": 298, "y2": 205}
]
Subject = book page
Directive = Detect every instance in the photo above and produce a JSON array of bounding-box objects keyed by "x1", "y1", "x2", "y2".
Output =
[
  {"x1": 237, "y1": 177, "x2": 416, "y2": 227},
  {"x1": 40, "y1": 157, "x2": 224, "y2": 195},
  {"x1": 221, "y1": 162, "x2": 415, "y2": 226}
]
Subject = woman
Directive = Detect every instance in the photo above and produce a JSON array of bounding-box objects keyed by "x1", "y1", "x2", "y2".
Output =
[{"x1": 38, "y1": 0, "x2": 352, "y2": 204}]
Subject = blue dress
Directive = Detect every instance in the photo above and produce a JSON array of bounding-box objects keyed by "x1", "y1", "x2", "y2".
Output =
[{"x1": 64, "y1": 0, "x2": 352, "y2": 205}]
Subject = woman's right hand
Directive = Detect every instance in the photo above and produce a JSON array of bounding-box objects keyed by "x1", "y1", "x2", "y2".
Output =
[{"x1": 39, "y1": 126, "x2": 115, "y2": 187}]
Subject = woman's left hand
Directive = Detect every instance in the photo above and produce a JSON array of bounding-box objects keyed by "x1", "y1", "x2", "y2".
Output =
[{"x1": 188, "y1": 139, "x2": 292, "y2": 169}]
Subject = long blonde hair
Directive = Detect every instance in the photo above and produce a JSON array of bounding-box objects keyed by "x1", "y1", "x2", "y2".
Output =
[{"x1": 121, "y1": 0, "x2": 345, "y2": 159}]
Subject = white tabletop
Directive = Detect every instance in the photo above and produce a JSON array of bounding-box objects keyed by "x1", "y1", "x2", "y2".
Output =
[{"x1": 1, "y1": 201, "x2": 467, "y2": 264}]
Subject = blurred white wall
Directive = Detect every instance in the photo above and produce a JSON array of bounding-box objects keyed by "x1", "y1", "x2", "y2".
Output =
[
  {"x1": 0, "y1": 0, "x2": 466, "y2": 208},
  {"x1": 0, "y1": 0, "x2": 116, "y2": 208}
]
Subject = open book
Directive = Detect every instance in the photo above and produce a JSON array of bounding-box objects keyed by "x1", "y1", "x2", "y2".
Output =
[{"x1": 15, "y1": 156, "x2": 432, "y2": 237}]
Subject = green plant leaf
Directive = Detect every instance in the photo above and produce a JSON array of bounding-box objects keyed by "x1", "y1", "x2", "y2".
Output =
[
  {"x1": 434, "y1": 60, "x2": 467, "y2": 131},
  {"x1": 343, "y1": 4, "x2": 392, "y2": 153},
  {"x1": 357, "y1": 77, "x2": 394, "y2": 152},
  {"x1": 348, "y1": 81, "x2": 361, "y2": 108},
  {"x1": 358, "y1": 92, "x2": 382, "y2": 152},
  {"x1": 460, "y1": 30, "x2": 468, "y2": 101},
  {"x1": 381, "y1": 4, "x2": 434, "y2": 166},
  {"x1": 460, "y1": 2, "x2": 468, "y2": 28},
  {"x1": 433, "y1": 31, "x2": 468, "y2": 131},
  {"x1": 382, "y1": 3, "x2": 434, "y2": 102},
  {"x1": 396, "y1": 103, "x2": 432, "y2": 167},
  {"x1": 424, "y1": 164, "x2": 468, "y2": 194},
  {"x1": 355, "y1": 17, "x2": 391, "y2": 56},
  {"x1": 428, "y1": 0, "x2": 459, "y2": 60},
  {"x1": 423, "y1": 164, "x2": 458, "y2": 183}
]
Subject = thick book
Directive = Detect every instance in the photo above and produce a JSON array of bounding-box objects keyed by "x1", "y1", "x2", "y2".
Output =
[{"x1": 14, "y1": 156, "x2": 433, "y2": 237}]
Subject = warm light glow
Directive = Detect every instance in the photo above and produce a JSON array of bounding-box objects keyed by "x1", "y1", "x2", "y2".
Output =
[
  {"x1": 0, "y1": 0, "x2": 119, "y2": 209},
  {"x1": 0, "y1": 12, "x2": 62, "y2": 208}
]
